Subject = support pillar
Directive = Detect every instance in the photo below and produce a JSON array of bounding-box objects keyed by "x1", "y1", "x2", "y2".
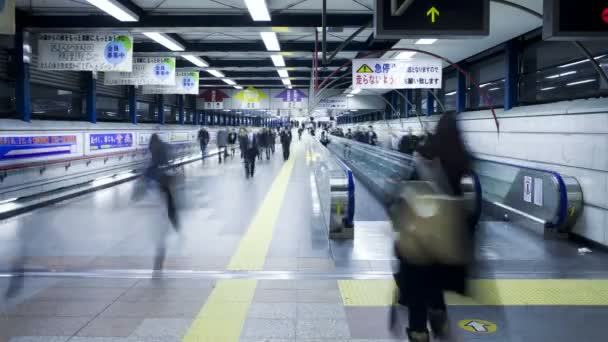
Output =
[
  {"x1": 15, "y1": 28, "x2": 31, "y2": 122},
  {"x1": 505, "y1": 39, "x2": 520, "y2": 111},
  {"x1": 86, "y1": 72, "x2": 97, "y2": 123},
  {"x1": 456, "y1": 69, "x2": 467, "y2": 114},
  {"x1": 178, "y1": 95, "x2": 185, "y2": 124}
]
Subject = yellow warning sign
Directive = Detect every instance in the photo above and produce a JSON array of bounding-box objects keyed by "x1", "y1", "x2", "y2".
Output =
[
  {"x1": 459, "y1": 319, "x2": 497, "y2": 333},
  {"x1": 356, "y1": 64, "x2": 373, "y2": 73}
]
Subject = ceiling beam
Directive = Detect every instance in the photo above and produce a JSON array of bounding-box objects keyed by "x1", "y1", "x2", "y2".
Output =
[
  {"x1": 18, "y1": 13, "x2": 372, "y2": 31},
  {"x1": 135, "y1": 41, "x2": 394, "y2": 53}
]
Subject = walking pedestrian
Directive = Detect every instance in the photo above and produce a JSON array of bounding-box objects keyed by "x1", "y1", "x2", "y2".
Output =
[
  {"x1": 198, "y1": 127, "x2": 210, "y2": 164},
  {"x1": 280, "y1": 128, "x2": 292, "y2": 161}
]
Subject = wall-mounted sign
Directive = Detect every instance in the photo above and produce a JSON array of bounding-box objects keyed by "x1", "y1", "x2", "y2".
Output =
[
  {"x1": 37, "y1": 33, "x2": 133, "y2": 71},
  {"x1": 0, "y1": 0, "x2": 15, "y2": 35},
  {"x1": 104, "y1": 57, "x2": 176, "y2": 86},
  {"x1": 88, "y1": 133, "x2": 134, "y2": 152},
  {"x1": 141, "y1": 70, "x2": 199, "y2": 95},
  {"x1": 234, "y1": 86, "x2": 268, "y2": 109},
  {"x1": 543, "y1": 0, "x2": 608, "y2": 40},
  {"x1": 316, "y1": 96, "x2": 348, "y2": 109},
  {"x1": 0, "y1": 134, "x2": 78, "y2": 164},
  {"x1": 374, "y1": 0, "x2": 490, "y2": 39},
  {"x1": 200, "y1": 89, "x2": 230, "y2": 109},
  {"x1": 352, "y1": 58, "x2": 442, "y2": 90}
]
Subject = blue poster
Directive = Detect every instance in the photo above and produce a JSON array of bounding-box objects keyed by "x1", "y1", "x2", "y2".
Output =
[
  {"x1": 89, "y1": 133, "x2": 133, "y2": 151},
  {"x1": 0, "y1": 135, "x2": 77, "y2": 161}
]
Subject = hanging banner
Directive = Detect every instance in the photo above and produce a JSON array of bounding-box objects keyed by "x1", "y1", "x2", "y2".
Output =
[
  {"x1": 273, "y1": 89, "x2": 308, "y2": 109},
  {"x1": 104, "y1": 57, "x2": 176, "y2": 86},
  {"x1": 352, "y1": 58, "x2": 442, "y2": 89},
  {"x1": 0, "y1": 0, "x2": 15, "y2": 35},
  {"x1": 37, "y1": 33, "x2": 133, "y2": 71},
  {"x1": 233, "y1": 86, "x2": 268, "y2": 109},
  {"x1": 141, "y1": 70, "x2": 200, "y2": 95},
  {"x1": 316, "y1": 96, "x2": 348, "y2": 109},
  {"x1": 200, "y1": 89, "x2": 230, "y2": 109}
]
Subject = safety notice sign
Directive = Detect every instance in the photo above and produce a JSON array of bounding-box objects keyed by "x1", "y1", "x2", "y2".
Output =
[{"x1": 352, "y1": 58, "x2": 442, "y2": 90}]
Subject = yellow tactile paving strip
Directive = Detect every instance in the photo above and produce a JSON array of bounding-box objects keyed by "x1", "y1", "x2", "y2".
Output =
[
  {"x1": 182, "y1": 279, "x2": 257, "y2": 342},
  {"x1": 338, "y1": 279, "x2": 608, "y2": 306}
]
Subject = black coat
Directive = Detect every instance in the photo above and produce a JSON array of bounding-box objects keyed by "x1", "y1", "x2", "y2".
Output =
[{"x1": 280, "y1": 131, "x2": 292, "y2": 146}]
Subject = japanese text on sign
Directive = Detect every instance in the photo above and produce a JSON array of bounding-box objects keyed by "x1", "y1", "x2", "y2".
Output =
[
  {"x1": 141, "y1": 70, "x2": 199, "y2": 95},
  {"x1": 0, "y1": 134, "x2": 78, "y2": 162},
  {"x1": 104, "y1": 57, "x2": 176, "y2": 86},
  {"x1": 37, "y1": 33, "x2": 133, "y2": 72},
  {"x1": 352, "y1": 58, "x2": 442, "y2": 90},
  {"x1": 89, "y1": 133, "x2": 133, "y2": 151}
]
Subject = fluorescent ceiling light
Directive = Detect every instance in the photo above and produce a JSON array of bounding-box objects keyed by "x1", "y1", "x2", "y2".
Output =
[
  {"x1": 287, "y1": 85, "x2": 293, "y2": 89},
  {"x1": 87, "y1": 0, "x2": 139, "y2": 22},
  {"x1": 143, "y1": 32, "x2": 184, "y2": 51},
  {"x1": 282, "y1": 78, "x2": 291, "y2": 86},
  {"x1": 351, "y1": 88, "x2": 361, "y2": 95},
  {"x1": 234, "y1": 85, "x2": 243, "y2": 89},
  {"x1": 540, "y1": 86, "x2": 556, "y2": 91},
  {"x1": 222, "y1": 78, "x2": 236, "y2": 85},
  {"x1": 260, "y1": 32, "x2": 281, "y2": 51},
  {"x1": 346, "y1": 94, "x2": 354, "y2": 97},
  {"x1": 182, "y1": 55, "x2": 208, "y2": 67},
  {"x1": 207, "y1": 69, "x2": 225, "y2": 78},
  {"x1": 277, "y1": 69, "x2": 289, "y2": 78},
  {"x1": 479, "y1": 82, "x2": 492, "y2": 88},
  {"x1": 415, "y1": 38, "x2": 437, "y2": 45},
  {"x1": 395, "y1": 51, "x2": 417, "y2": 59},
  {"x1": 559, "y1": 55, "x2": 605, "y2": 69},
  {"x1": 545, "y1": 71, "x2": 577, "y2": 79},
  {"x1": 244, "y1": 0, "x2": 271, "y2": 21},
  {"x1": 488, "y1": 87, "x2": 500, "y2": 91},
  {"x1": 271, "y1": 55, "x2": 286, "y2": 67},
  {"x1": 567, "y1": 79, "x2": 596, "y2": 86},
  {"x1": 222, "y1": 109, "x2": 231, "y2": 112},
  {"x1": 445, "y1": 91, "x2": 456, "y2": 96}
]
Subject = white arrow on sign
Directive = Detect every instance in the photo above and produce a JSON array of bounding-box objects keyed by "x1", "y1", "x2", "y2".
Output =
[{"x1": 465, "y1": 321, "x2": 488, "y2": 332}]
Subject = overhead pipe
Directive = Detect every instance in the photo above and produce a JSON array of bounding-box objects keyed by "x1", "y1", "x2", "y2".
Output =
[
  {"x1": 322, "y1": 0, "x2": 327, "y2": 65},
  {"x1": 314, "y1": 29, "x2": 319, "y2": 91},
  {"x1": 326, "y1": 21, "x2": 371, "y2": 64}
]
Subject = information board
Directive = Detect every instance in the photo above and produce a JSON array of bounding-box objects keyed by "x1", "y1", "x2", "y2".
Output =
[
  {"x1": 104, "y1": 57, "x2": 176, "y2": 86},
  {"x1": 37, "y1": 33, "x2": 133, "y2": 71},
  {"x1": 0, "y1": 134, "x2": 79, "y2": 165},
  {"x1": 352, "y1": 58, "x2": 442, "y2": 90},
  {"x1": 141, "y1": 70, "x2": 200, "y2": 95},
  {"x1": 374, "y1": 0, "x2": 490, "y2": 38},
  {"x1": 543, "y1": 0, "x2": 608, "y2": 40}
]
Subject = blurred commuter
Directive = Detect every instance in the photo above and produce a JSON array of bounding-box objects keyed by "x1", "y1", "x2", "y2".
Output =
[
  {"x1": 270, "y1": 129, "x2": 277, "y2": 155},
  {"x1": 298, "y1": 127, "x2": 304, "y2": 140},
  {"x1": 244, "y1": 130, "x2": 258, "y2": 178},
  {"x1": 389, "y1": 113, "x2": 472, "y2": 342},
  {"x1": 216, "y1": 128, "x2": 229, "y2": 164},
  {"x1": 198, "y1": 127, "x2": 210, "y2": 164},
  {"x1": 257, "y1": 130, "x2": 266, "y2": 161},
  {"x1": 238, "y1": 127, "x2": 247, "y2": 159},
  {"x1": 399, "y1": 127, "x2": 419, "y2": 155},
  {"x1": 263, "y1": 128, "x2": 273, "y2": 160},
  {"x1": 367, "y1": 125, "x2": 378, "y2": 146},
  {"x1": 280, "y1": 128, "x2": 293, "y2": 161},
  {"x1": 228, "y1": 128, "x2": 238, "y2": 158},
  {"x1": 345, "y1": 128, "x2": 353, "y2": 140},
  {"x1": 320, "y1": 130, "x2": 330, "y2": 147}
]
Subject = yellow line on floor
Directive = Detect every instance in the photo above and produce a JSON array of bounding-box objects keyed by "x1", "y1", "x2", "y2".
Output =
[
  {"x1": 226, "y1": 145, "x2": 297, "y2": 271},
  {"x1": 182, "y1": 279, "x2": 256, "y2": 342},
  {"x1": 338, "y1": 279, "x2": 608, "y2": 306}
]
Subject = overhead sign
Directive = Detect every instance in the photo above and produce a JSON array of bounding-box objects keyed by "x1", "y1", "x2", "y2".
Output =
[
  {"x1": 274, "y1": 89, "x2": 307, "y2": 109},
  {"x1": 543, "y1": 0, "x2": 608, "y2": 40},
  {"x1": 316, "y1": 96, "x2": 348, "y2": 109},
  {"x1": 458, "y1": 319, "x2": 497, "y2": 334},
  {"x1": 104, "y1": 57, "x2": 176, "y2": 86},
  {"x1": 374, "y1": 0, "x2": 490, "y2": 38},
  {"x1": 234, "y1": 86, "x2": 268, "y2": 109},
  {"x1": 142, "y1": 70, "x2": 200, "y2": 95},
  {"x1": 200, "y1": 89, "x2": 230, "y2": 109},
  {"x1": 0, "y1": 0, "x2": 15, "y2": 35},
  {"x1": 352, "y1": 58, "x2": 442, "y2": 90},
  {"x1": 37, "y1": 33, "x2": 133, "y2": 71}
]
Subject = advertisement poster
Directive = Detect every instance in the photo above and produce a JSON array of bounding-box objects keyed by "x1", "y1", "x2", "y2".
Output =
[
  {"x1": 88, "y1": 133, "x2": 134, "y2": 153},
  {"x1": 352, "y1": 58, "x2": 442, "y2": 89},
  {"x1": 141, "y1": 70, "x2": 200, "y2": 95},
  {"x1": 37, "y1": 33, "x2": 133, "y2": 71},
  {"x1": 0, "y1": 0, "x2": 15, "y2": 35},
  {"x1": 0, "y1": 134, "x2": 79, "y2": 165},
  {"x1": 316, "y1": 96, "x2": 348, "y2": 109},
  {"x1": 104, "y1": 57, "x2": 176, "y2": 86}
]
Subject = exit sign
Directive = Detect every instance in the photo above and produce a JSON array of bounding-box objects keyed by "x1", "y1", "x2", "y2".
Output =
[
  {"x1": 543, "y1": 0, "x2": 608, "y2": 40},
  {"x1": 374, "y1": 0, "x2": 490, "y2": 39}
]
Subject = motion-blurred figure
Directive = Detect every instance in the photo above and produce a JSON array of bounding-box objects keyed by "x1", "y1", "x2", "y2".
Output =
[
  {"x1": 244, "y1": 130, "x2": 258, "y2": 178},
  {"x1": 280, "y1": 128, "x2": 293, "y2": 161},
  {"x1": 228, "y1": 128, "x2": 238, "y2": 158},
  {"x1": 320, "y1": 130, "x2": 330, "y2": 147},
  {"x1": 238, "y1": 127, "x2": 247, "y2": 159},
  {"x1": 367, "y1": 125, "x2": 378, "y2": 146},
  {"x1": 389, "y1": 113, "x2": 473, "y2": 342},
  {"x1": 198, "y1": 127, "x2": 210, "y2": 164},
  {"x1": 216, "y1": 128, "x2": 229, "y2": 164},
  {"x1": 345, "y1": 128, "x2": 353, "y2": 140}
]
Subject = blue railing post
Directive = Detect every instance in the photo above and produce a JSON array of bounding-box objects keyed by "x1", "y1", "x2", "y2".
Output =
[
  {"x1": 86, "y1": 72, "x2": 97, "y2": 123},
  {"x1": 178, "y1": 95, "x2": 185, "y2": 124},
  {"x1": 505, "y1": 39, "x2": 520, "y2": 111},
  {"x1": 404, "y1": 89, "x2": 412, "y2": 118},
  {"x1": 456, "y1": 69, "x2": 467, "y2": 113},
  {"x1": 15, "y1": 28, "x2": 31, "y2": 122},
  {"x1": 128, "y1": 86, "x2": 137, "y2": 124},
  {"x1": 157, "y1": 95, "x2": 164, "y2": 124},
  {"x1": 426, "y1": 90, "x2": 434, "y2": 117}
]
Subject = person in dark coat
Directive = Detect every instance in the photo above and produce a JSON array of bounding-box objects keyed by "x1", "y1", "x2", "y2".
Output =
[
  {"x1": 257, "y1": 130, "x2": 267, "y2": 161},
  {"x1": 244, "y1": 130, "x2": 258, "y2": 178},
  {"x1": 216, "y1": 129, "x2": 229, "y2": 164},
  {"x1": 393, "y1": 113, "x2": 472, "y2": 342},
  {"x1": 280, "y1": 128, "x2": 292, "y2": 161},
  {"x1": 197, "y1": 127, "x2": 210, "y2": 164},
  {"x1": 367, "y1": 125, "x2": 378, "y2": 146},
  {"x1": 228, "y1": 128, "x2": 238, "y2": 158},
  {"x1": 399, "y1": 128, "x2": 419, "y2": 155}
]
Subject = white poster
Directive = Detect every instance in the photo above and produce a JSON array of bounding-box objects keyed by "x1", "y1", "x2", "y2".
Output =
[
  {"x1": 534, "y1": 178, "x2": 543, "y2": 207},
  {"x1": 523, "y1": 176, "x2": 532, "y2": 203},
  {"x1": 316, "y1": 96, "x2": 347, "y2": 109},
  {"x1": 37, "y1": 33, "x2": 133, "y2": 71},
  {"x1": 104, "y1": 57, "x2": 176, "y2": 86},
  {"x1": 352, "y1": 58, "x2": 442, "y2": 90},
  {"x1": 141, "y1": 70, "x2": 200, "y2": 95},
  {"x1": 0, "y1": 0, "x2": 15, "y2": 35}
]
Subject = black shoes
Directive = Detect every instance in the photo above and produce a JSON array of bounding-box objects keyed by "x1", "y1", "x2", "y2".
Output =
[
  {"x1": 429, "y1": 310, "x2": 450, "y2": 339},
  {"x1": 407, "y1": 329, "x2": 430, "y2": 342}
]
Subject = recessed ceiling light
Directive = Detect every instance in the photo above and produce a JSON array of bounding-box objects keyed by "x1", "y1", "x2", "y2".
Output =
[
  {"x1": 260, "y1": 32, "x2": 281, "y2": 51},
  {"x1": 182, "y1": 55, "x2": 208, "y2": 67},
  {"x1": 234, "y1": 85, "x2": 243, "y2": 89},
  {"x1": 395, "y1": 51, "x2": 417, "y2": 59},
  {"x1": 351, "y1": 88, "x2": 361, "y2": 95},
  {"x1": 271, "y1": 55, "x2": 286, "y2": 67},
  {"x1": 222, "y1": 79, "x2": 236, "y2": 85},
  {"x1": 567, "y1": 79, "x2": 596, "y2": 86},
  {"x1": 282, "y1": 78, "x2": 291, "y2": 86},
  {"x1": 415, "y1": 38, "x2": 437, "y2": 45},
  {"x1": 87, "y1": 0, "x2": 139, "y2": 22},
  {"x1": 143, "y1": 32, "x2": 184, "y2": 51},
  {"x1": 277, "y1": 69, "x2": 289, "y2": 78},
  {"x1": 244, "y1": 0, "x2": 271, "y2": 21},
  {"x1": 207, "y1": 69, "x2": 225, "y2": 78}
]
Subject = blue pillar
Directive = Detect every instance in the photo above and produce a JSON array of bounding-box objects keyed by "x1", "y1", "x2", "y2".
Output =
[
  {"x1": 86, "y1": 72, "x2": 97, "y2": 123},
  {"x1": 505, "y1": 39, "x2": 519, "y2": 111},
  {"x1": 128, "y1": 86, "x2": 137, "y2": 124},
  {"x1": 157, "y1": 95, "x2": 165, "y2": 124},
  {"x1": 15, "y1": 29, "x2": 31, "y2": 122},
  {"x1": 178, "y1": 95, "x2": 185, "y2": 124},
  {"x1": 456, "y1": 69, "x2": 467, "y2": 113},
  {"x1": 404, "y1": 89, "x2": 412, "y2": 118},
  {"x1": 426, "y1": 91, "x2": 434, "y2": 117}
]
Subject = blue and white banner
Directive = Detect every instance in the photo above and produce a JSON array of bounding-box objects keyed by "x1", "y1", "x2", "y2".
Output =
[
  {"x1": 141, "y1": 70, "x2": 199, "y2": 95},
  {"x1": 0, "y1": 133, "x2": 81, "y2": 166},
  {"x1": 37, "y1": 33, "x2": 133, "y2": 72},
  {"x1": 0, "y1": 0, "x2": 15, "y2": 35},
  {"x1": 86, "y1": 132, "x2": 134, "y2": 155},
  {"x1": 104, "y1": 57, "x2": 176, "y2": 86}
]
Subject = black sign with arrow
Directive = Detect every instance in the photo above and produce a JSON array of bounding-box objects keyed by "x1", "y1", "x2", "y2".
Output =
[
  {"x1": 374, "y1": 0, "x2": 490, "y2": 39},
  {"x1": 543, "y1": 0, "x2": 608, "y2": 40}
]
